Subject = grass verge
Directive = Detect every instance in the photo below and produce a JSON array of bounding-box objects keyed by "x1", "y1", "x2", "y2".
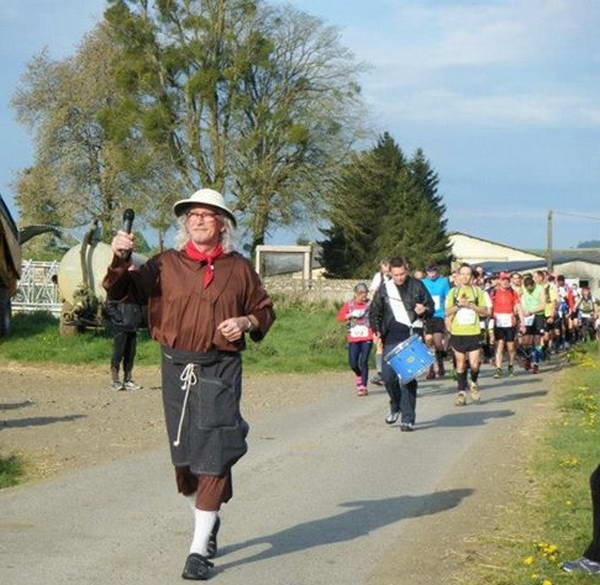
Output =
[
  {"x1": 0, "y1": 453, "x2": 25, "y2": 488},
  {"x1": 459, "y1": 343, "x2": 600, "y2": 585},
  {"x1": 0, "y1": 298, "x2": 366, "y2": 375}
]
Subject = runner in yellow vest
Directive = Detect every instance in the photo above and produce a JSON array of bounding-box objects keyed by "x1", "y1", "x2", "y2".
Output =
[
  {"x1": 445, "y1": 263, "x2": 491, "y2": 406},
  {"x1": 520, "y1": 274, "x2": 547, "y2": 374}
]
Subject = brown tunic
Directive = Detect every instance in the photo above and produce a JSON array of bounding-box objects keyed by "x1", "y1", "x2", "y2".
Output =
[
  {"x1": 103, "y1": 249, "x2": 274, "y2": 350},
  {"x1": 103, "y1": 249, "x2": 274, "y2": 511}
]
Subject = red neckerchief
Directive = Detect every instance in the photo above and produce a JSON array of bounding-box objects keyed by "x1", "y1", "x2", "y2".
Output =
[{"x1": 184, "y1": 241, "x2": 224, "y2": 288}]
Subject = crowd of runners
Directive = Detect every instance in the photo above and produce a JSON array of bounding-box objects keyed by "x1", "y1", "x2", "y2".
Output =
[{"x1": 338, "y1": 258, "x2": 600, "y2": 413}]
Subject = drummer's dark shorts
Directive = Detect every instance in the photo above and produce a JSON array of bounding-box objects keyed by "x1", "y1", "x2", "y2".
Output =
[
  {"x1": 525, "y1": 315, "x2": 546, "y2": 336},
  {"x1": 494, "y1": 326, "x2": 516, "y2": 342},
  {"x1": 424, "y1": 317, "x2": 446, "y2": 335},
  {"x1": 450, "y1": 334, "x2": 481, "y2": 353}
]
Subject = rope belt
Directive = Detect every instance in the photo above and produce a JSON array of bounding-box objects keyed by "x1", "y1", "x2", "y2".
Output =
[{"x1": 173, "y1": 363, "x2": 198, "y2": 447}]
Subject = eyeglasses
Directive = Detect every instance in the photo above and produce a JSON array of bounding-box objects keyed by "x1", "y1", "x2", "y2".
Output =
[{"x1": 186, "y1": 211, "x2": 219, "y2": 221}]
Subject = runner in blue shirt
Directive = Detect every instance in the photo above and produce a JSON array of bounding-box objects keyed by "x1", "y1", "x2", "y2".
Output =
[{"x1": 422, "y1": 264, "x2": 451, "y2": 378}]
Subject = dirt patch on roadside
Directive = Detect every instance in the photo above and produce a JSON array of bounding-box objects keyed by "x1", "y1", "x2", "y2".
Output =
[{"x1": 0, "y1": 359, "x2": 348, "y2": 482}]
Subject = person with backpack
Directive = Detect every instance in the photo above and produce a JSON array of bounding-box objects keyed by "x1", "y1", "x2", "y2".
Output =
[
  {"x1": 490, "y1": 272, "x2": 524, "y2": 378},
  {"x1": 445, "y1": 263, "x2": 491, "y2": 406},
  {"x1": 369, "y1": 257, "x2": 434, "y2": 431},
  {"x1": 337, "y1": 283, "x2": 374, "y2": 396}
]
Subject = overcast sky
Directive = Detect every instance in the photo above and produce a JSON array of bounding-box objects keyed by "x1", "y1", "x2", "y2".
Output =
[{"x1": 1, "y1": 0, "x2": 599, "y2": 249}]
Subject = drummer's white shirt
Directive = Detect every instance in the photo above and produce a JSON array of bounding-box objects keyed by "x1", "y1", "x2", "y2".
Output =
[{"x1": 385, "y1": 280, "x2": 416, "y2": 327}]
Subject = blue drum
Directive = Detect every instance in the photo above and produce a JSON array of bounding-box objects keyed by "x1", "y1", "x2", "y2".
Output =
[{"x1": 384, "y1": 335, "x2": 435, "y2": 383}]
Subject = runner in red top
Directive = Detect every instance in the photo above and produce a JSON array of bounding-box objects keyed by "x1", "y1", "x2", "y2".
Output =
[
  {"x1": 491, "y1": 272, "x2": 524, "y2": 378},
  {"x1": 337, "y1": 282, "x2": 374, "y2": 396}
]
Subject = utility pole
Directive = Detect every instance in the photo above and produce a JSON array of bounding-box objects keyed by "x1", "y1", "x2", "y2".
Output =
[{"x1": 547, "y1": 210, "x2": 553, "y2": 272}]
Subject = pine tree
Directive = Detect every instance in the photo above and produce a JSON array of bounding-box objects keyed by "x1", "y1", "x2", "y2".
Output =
[
  {"x1": 319, "y1": 133, "x2": 451, "y2": 276},
  {"x1": 319, "y1": 133, "x2": 405, "y2": 277}
]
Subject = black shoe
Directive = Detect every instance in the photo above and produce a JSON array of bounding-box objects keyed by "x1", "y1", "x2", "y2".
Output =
[
  {"x1": 385, "y1": 411, "x2": 400, "y2": 425},
  {"x1": 400, "y1": 422, "x2": 415, "y2": 432},
  {"x1": 182, "y1": 553, "x2": 214, "y2": 580},
  {"x1": 206, "y1": 516, "x2": 220, "y2": 559}
]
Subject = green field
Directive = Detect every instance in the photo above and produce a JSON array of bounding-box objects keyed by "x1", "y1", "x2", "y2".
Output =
[
  {"x1": 463, "y1": 343, "x2": 600, "y2": 585},
  {"x1": 0, "y1": 298, "x2": 359, "y2": 375}
]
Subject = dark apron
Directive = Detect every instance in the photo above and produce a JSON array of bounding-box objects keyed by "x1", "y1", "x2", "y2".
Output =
[{"x1": 161, "y1": 345, "x2": 248, "y2": 476}]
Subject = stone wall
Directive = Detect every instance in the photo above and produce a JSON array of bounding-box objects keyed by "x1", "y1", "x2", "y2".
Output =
[{"x1": 263, "y1": 277, "x2": 368, "y2": 303}]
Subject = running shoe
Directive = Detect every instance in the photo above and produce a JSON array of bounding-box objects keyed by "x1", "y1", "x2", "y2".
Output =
[
  {"x1": 123, "y1": 380, "x2": 142, "y2": 390},
  {"x1": 400, "y1": 422, "x2": 415, "y2": 432},
  {"x1": 508, "y1": 364, "x2": 515, "y2": 377},
  {"x1": 438, "y1": 364, "x2": 446, "y2": 377},
  {"x1": 357, "y1": 386, "x2": 368, "y2": 396},
  {"x1": 562, "y1": 557, "x2": 600, "y2": 575},
  {"x1": 493, "y1": 368, "x2": 502, "y2": 379},
  {"x1": 111, "y1": 380, "x2": 125, "y2": 391},
  {"x1": 454, "y1": 392, "x2": 467, "y2": 407},
  {"x1": 425, "y1": 366, "x2": 436, "y2": 380},
  {"x1": 523, "y1": 357, "x2": 531, "y2": 371},
  {"x1": 370, "y1": 374, "x2": 384, "y2": 386},
  {"x1": 385, "y1": 411, "x2": 400, "y2": 424},
  {"x1": 469, "y1": 381, "x2": 481, "y2": 403},
  {"x1": 532, "y1": 364, "x2": 540, "y2": 375}
]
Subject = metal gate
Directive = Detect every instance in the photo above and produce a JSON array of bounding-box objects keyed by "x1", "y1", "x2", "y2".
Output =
[{"x1": 13, "y1": 260, "x2": 62, "y2": 317}]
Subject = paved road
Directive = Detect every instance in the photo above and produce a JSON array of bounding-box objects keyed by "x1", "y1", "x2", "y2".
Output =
[{"x1": 1, "y1": 365, "x2": 553, "y2": 584}]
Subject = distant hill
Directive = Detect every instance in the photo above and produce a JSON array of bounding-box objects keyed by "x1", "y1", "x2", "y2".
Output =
[{"x1": 577, "y1": 240, "x2": 600, "y2": 249}]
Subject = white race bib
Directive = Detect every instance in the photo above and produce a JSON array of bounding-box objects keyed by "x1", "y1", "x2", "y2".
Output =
[
  {"x1": 350, "y1": 325, "x2": 369, "y2": 338},
  {"x1": 495, "y1": 313, "x2": 513, "y2": 328},
  {"x1": 524, "y1": 315, "x2": 535, "y2": 326},
  {"x1": 456, "y1": 308, "x2": 477, "y2": 326},
  {"x1": 432, "y1": 295, "x2": 441, "y2": 311}
]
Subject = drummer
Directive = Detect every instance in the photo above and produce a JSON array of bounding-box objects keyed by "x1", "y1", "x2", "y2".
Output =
[{"x1": 369, "y1": 256, "x2": 435, "y2": 431}]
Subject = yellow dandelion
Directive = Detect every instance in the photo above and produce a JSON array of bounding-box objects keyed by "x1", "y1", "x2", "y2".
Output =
[{"x1": 523, "y1": 556, "x2": 535, "y2": 566}]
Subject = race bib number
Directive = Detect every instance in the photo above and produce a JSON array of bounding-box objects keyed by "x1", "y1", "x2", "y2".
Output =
[
  {"x1": 495, "y1": 313, "x2": 513, "y2": 328},
  {"x1": 524, "y1": 315, "x2": 535, "y2": 326},
  {"x1": 456, "y1": 308, "x2": 477, "y2": 326},
  {"x1": 350, "y1": 325, "x2": 369, "y2": 338},
  {"x1": 432, "y1": 295, "x2": 441, "y2": 311}
]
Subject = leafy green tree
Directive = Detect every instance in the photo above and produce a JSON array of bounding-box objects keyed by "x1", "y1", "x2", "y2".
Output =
[
  {"x1": 104, "y1": 0, "x2": 364, "y2": 252},
  {"x1": 12, "y1": 25, "x2": 180, "y2": 243}
]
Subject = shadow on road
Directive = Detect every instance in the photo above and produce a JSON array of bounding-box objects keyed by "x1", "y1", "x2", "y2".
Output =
[
  {"x1": 417, "y1": 409, "x2": 513, "y2": 429},
  {"x1": 485, "y1": 390, "x2": 547, "y2": 403},
  {"x1": 0, "y1": 414, "x2": 86, "y2": 429},
  {"x1": 483, "y1": 377, "x2": 542, "y2": 390},
  {"x1": 217, "y1": 488, "x2": 474, "y2": 571},
  {"x1": 0, "y1": 400, "x2": 34, "y2": 411}
]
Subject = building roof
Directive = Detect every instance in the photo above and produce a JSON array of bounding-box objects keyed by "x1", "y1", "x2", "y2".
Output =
[
  {"x1": 448, "y1": 231, "x2": 545, "y2": 259},
  {"x1": 480, "y1": 256, "x2": 600, "y2": 273},
  {"x1": 527, "y1": 248, "x2": 600, "y2": 263}
]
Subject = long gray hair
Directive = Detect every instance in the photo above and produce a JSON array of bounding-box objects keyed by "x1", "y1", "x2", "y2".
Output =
[{"x1": 173, "y1": 213, "x2": 237, "y2": 253}]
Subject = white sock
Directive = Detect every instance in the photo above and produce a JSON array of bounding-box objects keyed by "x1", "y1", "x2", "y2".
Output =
[{"x1": 190, "y1": 509, "x2": 218, "y2": 556}]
